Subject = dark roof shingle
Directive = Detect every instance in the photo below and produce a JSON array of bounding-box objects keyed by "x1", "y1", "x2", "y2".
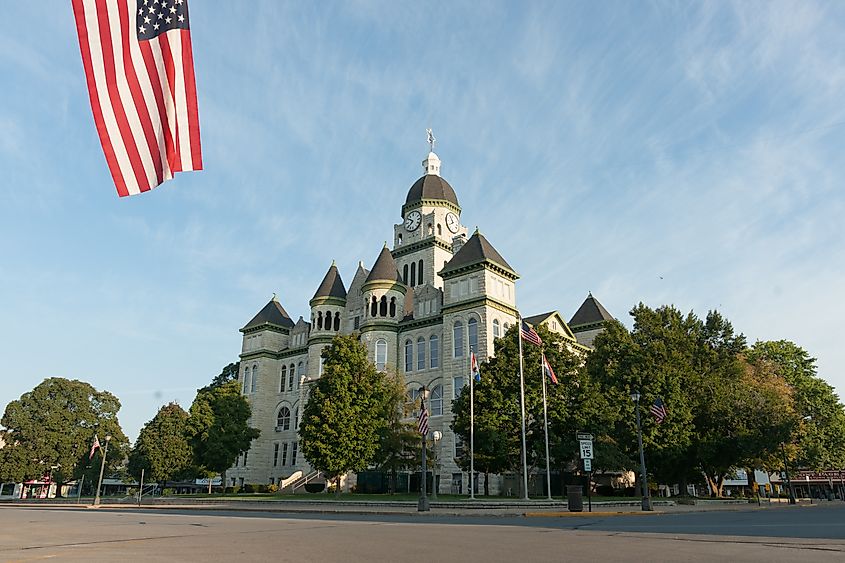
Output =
[
  {"x1": 569, "y1": 293, "x2": 614, "y2": 328},
  {"x1": 312, "y1": 262, "x2": 347, "y2": 300},
  {"x1": 365, "y1": 245, "x2": 402, "y2": 283},
  {"x1": 405, "y1": 175, "x2": 459, "y2": 207},
  {"x1": 441, "y1": 231, "x2": 514, "y2": 274},
  {"x1": 243, "y1": 298, "x2": 295, "y2": 330}
]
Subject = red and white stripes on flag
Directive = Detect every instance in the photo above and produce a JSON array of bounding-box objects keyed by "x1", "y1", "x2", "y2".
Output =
[
  {"x1": 89, "y1": 434, "x2": 101, "y2": 459},
  {"x1": 72, "y1": 0, "x2": 202, "y2": 197},
  {"x1": 418, "y1": 400, "x2": 429, "y2": 437}
]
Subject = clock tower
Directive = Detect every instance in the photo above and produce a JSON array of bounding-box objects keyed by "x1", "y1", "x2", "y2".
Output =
[{"x1": 393, "y1": 144, "x2": 468, "y2": 291}]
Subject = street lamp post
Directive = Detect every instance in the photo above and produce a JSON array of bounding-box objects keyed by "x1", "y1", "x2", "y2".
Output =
[
  {"x1": 48, "y1": 464, "x2": 60, "y2": 499},
  {"x1": 418, "y1": 387, "x2": 430, "y2": 512},
  {"x1": 431, "y1": 431, "x2": 442, "y2": 501},
  {"x1": 631, "y1": 392, "x2": 652, "y2": 512},
  {"x1": 93, "y1": 435, "x2": 112, "y2": 507},
  {"x1": 780, "y1": 442, "x2": 796, "y2": 504}
]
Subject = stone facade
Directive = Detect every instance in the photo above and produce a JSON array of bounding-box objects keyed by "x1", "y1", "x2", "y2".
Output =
[{"x1": 227, "y1": 148, "x2": 612, "y2": 494}]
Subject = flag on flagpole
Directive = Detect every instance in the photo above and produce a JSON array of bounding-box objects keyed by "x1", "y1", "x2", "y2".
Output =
[
  {"x1": 541, "y1": 354, "x2": 558, "y2": 385},
  {"x1": 470, "y1": 351, "x2": 480, "y2": 382},
  {"x1": 650, "y1": 397, "x2": 668, "y2": 424},
  {"x1": 89, "y1": 434, "x2": 101, "y2": 460},
  {"x1": 72, "y1": 0, "x2": 203, "y2": 197},
  {"x1": 418, "y1": 399, "x2": 429, "y2": 436},
  {"x1": 520, "y1": 320, "x2": 543, "y2": 346}
]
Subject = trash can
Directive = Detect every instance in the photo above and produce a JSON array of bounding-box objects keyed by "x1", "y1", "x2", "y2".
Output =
[{"x1": 567, "y1": 485, "x2": 583, "y2": 512}]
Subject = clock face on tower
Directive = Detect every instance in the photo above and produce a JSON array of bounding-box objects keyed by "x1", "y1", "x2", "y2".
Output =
[
  {"x1": 446, "y1": 212, "x2": 460, "y2": 233},
  {"x1": 404, "y1": 210, "x2": 422, "y2": 232}
]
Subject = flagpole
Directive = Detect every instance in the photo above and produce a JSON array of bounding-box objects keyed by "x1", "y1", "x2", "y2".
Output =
[
  {"x1": 541, "y1": 350, "x2": 552, "y2": 500},
  {"x1": 518, "y1": 315, "x2": 529, "y2": 500},
  {"x1": 469, "y1": 347, "x2": 475, "y2": 500}
]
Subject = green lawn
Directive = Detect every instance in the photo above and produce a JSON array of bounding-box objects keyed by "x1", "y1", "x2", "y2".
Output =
[{"x1": 163, "y1": 492, "x2": 639, "y2": 503}]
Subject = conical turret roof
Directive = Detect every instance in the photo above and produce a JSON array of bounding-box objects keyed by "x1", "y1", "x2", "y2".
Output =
[
  {"x1": 243, "y1": 296, "x2": 295, "y2": 330},
  {"x1": 569, "y1": 293, "x2": 614, "y2": 328},
  {"x1": 312, "y1": 261, "x2": 347, "y2": 300},
  {"x1": 365, "y1": 245, "x2": 402, "y2": 283}
]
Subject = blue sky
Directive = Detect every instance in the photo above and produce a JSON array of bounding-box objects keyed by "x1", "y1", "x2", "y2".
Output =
[{"x1": 2, "y1": 1, "x2": 844, "y2": 441}]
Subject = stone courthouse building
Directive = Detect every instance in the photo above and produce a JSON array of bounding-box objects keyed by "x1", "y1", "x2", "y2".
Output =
[{"x1": 228, "y1": 144, "x2": 613, "y2": 494}]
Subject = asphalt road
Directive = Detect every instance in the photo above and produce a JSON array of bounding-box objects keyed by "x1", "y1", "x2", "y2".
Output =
[{"x1": 1, "y1": 504, "x2": 844, "y2": 562}]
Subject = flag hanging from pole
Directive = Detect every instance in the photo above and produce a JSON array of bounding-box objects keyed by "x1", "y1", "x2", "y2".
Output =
[
  {"x1": 541, "y1": 353, "x2": 558, "y2": 385},
  {"x1": 520, "y1": 320, "x2": 543, "y2": 346},
  {"x1": 72, "y1": 0, "x2": 203, "y2": 197},
  {"x1": 417, "y1": 399, "x2": 429, "y2": 436},
  {"x1": 650, "y1": 397, "x2": 667, "y2": 424},
  {"x1": 470, "y1": 351, "x2": 480, "y2": 382},
  {"x1": 89, "y1": 434, "x2": 101, "y2": 460}
]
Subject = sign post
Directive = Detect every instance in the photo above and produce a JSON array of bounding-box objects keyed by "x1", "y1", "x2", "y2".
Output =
[{"x1": 578, "y1": 432, "x2": 594, "y2": 513}]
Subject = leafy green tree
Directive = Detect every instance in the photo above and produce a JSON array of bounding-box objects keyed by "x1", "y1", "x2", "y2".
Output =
[
  {"x1": 187, "y1": 380, "x2": 259, "y2": 488},
  {"x1": 300, "y1": 334, "x2": 392, "y2": 496},
  {"x1": 128, "y1": 403, "x2": 193, "y2": 489},
  {"x1": 209, "y1": 362, "x2": 241, "y2": 389},
  {"x1": 747, "y1": 341, "x2": 845, "y2": 470},
  {"x1": 372, "y1": 372, "x2": 424, "y2": 494},
  {"x1": 0, "y1": 378, "x2": 128, "y2": 493}
]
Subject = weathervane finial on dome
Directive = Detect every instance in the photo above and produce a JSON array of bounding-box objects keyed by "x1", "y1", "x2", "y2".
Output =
[{"x1": 426, "y1": 128, "x2": 436, "y2": 152}]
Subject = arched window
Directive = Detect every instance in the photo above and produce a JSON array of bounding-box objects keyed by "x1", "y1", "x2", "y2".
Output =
[
  {"x1": 317, "y1": 311, "x2": 323, "y2": 330},
  {"x1": 276, "y1": 406, "x2": 291, "y2": 431},
  {"x1": 389, "y1": 297, "x2": 396, "y2": 317},
  {"x1": 430, "y1": 335, "x2": 439, "y2": 368},
  {"x1": 280, "y1": 365, "x2": 287, "y2": 393},
  {"x1": 403, "y1": 264, "x2": 409, "y2": 284},
  {"x1": 379, "y1": 295, "x2": 387, "y2": 316},
  {"x1": 427, "y1": 223, "x2": 433, "y2": 235},
  {"x1": 493, "y1": 319, "x2": 501, "y2": 339},
  {"x1": 453, "y1": 321, "x2": 464, "y2": 357},
  {"x1": 251, "y1": 365, "x2": 258, "y2": 393},
  {"x1": 243, "y1": 367, "x2": 250, "y2": 394},
  {"x1": 417, "y1": 337, "x2": 426, "y2": 370},
  {"x1": 404, "y1": 340, "x2": 413, "y2": 372},
  {"x1": 334, "y1": 312, "x2": 340, "y2": 331},
  {"x1": 297, "y1": 362, "x2": 303, "y2": 385},
  {"x1": 398, "y1": 233, "x2": 403, "y2": 245},
  {"x1": 503, "y1": 322, "x2": 510, "y2": 332},
  {"x1": 410, "y1": 262, "x2": 416, "y2": 287},
  {"x1": 289, "y1": 363, "x2": 295, "y2": 390},
  {"x1": 294, "y1": 407, "x2": 299, "y2": 430},
  {"x1": 430, "y1": 384, "x2": 443, "y2": 416},
  {"x1": 418, "y1": 260, "x2": 423, "y2": 284},
  {"x1": 437, "y1": 224, "x2": 442, "y2": 236},
  {"x1": 468, "y1": 317, "x2": 478, "y2": 353},
  {"x1": 375, "y1": 339, "x2": 387, "y2": 371},
  {"x1": 371, "y1": 296, "x2": 377, "y2": 317}
]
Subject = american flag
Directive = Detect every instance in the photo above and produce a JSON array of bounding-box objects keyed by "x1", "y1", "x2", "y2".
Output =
[
  {"x1": 650, "y1": 397, "x2": 667, "y2": 424},
  {"x1": 521, "y1": 320, "x2": 543, "y2": 347},
  {"x1": 541, "y1": 353, "x2": 558, "y2": 385},
  {"x1": 89, "y1": 434, "x2": 101, "y2": 460},
  {"x1": 470, "y1": 351, "x2": 480, "y2": 382},
  {"x1": 72, "y1": 0, "x2": 202, "y2": 197},
  {"x1": 417, "y1": 399, "x2": 429, "y2": 436}
]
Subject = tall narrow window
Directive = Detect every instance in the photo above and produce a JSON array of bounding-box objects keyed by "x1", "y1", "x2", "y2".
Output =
[
  {"x1": 418, "y1": 260, "x2": 423, "y2": 284},
  {"x1": 453, "y1": 376, "x2": 465, "y2": 399},
  {"x1": 379, "y1": 295, "x2": 387, "y2": 316},
  {"x1": 291, "y1": 441, "x2": 298, "y2": 466},
  {"x1": 430, "y1": 335, "x2": 439, "y2": 368},
  {"x1": 430, "y1": 384, "x2": 443, "y2": 415},
  {"x1": 250, "y1": 365, "x2": 258, "y2": 393},
  {"x1": 376, "y1": 339, "x2": 387, "y2": 371},
  {"x1": 277, "y1": 407, "x2": 291, "y2": 431},
  {"x1": 437, "y1": 224, "x2": 442, "y2": 236},
  {"x1": 243, "y1": 368, "x2": 250, "y2": 394},
  {"x1": 371, "y1": 296, "x2": 377, "y2": 317},
  {"x1": 468, "y1": 317, "x2": 478, "y2": 353},
  {"x1": 294, "y1": 407, "x2": 299, "y2": 431},
  {"x1": 453, "y1": 321, "x2": 464, "y2": 357},
  {"x1": 492, "y1": 319, "x2": 500, "y2": 339},
  {"x1": 281, "y1": 442, "x2": 289, "y2": 466},
  {"x1": 317, "y1": 311, "x2": 323, "y2": 330},
  {"x1": 297, "y1": 362, "x2": 303, "y2": 385},
  {"x1": 404, "y1": 340, "x2": 413, "y2": 372},
  {"x1": 417, "y1": 337, "x2": 426, "y2": 370},
  {"x1": 410, "y1": 262, "x2": 416, "y2": 287},
  {"x1": 288, "y1": 363, "x2": 295, "y2": 390},
  {"x1": 280, "y1": 365, "x2": 287, "y2": 393},
  {"x1": 334, "y1": 312, "x2": 340, "y2": 331},
  {"x1": 389, "y1": 297, "x2": 396, "y2": 317},
  {"x1": 403, "y1": 264, "x2": 409, "y2": 284},
  {"x1": 273, "y1": 443, "x2": 279, "y2": 467}
]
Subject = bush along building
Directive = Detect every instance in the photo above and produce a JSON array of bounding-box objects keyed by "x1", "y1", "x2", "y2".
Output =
[{"x1": 227, "y1": 144, "x2": 614, "y2": 494}]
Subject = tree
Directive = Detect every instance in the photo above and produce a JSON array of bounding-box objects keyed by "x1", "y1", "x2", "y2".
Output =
[
  {"x1": 187, "y1": 380, "x2": 259, "y2": 487},
  {"x1": 208, "y1": 362, "x2": 241, "y2": 389},
  {"x1": 128, "y1": 403, "x2": 193, "y2": 489},
  {"x1": 299, "y1": 334, "x2": 392, "y2": 496},
  {"x1": 747, "y1": 341, "x2": 845, "y2": 470},
  {"x1": 0, "y1": 378, "x2": 128, "y2": 492},
  {"x1": 371, "y1": 372, "x2": 424, "y2": 494}
]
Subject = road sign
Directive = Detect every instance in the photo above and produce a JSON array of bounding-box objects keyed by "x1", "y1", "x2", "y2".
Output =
[
  {"x1": 583, "y1": 458, "x2": 592, "y2": 472},
  {"x1": 579, "y1": 439, "x2": 593, "y2": 459},
  {"x1": 576, "y1": 432, "x2": 594, "y2": 441}
]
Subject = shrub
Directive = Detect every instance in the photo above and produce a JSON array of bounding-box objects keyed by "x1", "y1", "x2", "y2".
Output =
[
  {"x1": 595, "y1": 485, "x2": 615, "y2": 497},
  {"x1": 267, "y1": 484, "x2": 279, "y2": 493},
  {"x1": 242, "y1": 483, "x2": 258, "y2": 493},
  {"x1": 305, "y1": 483, "x2": 325, "y2": 493},
  {"x1": 162, "y1": 488, "x2": 173, "y2": 496},
  {"x1": 257, "y1": 484, "x2": 268, "y2": 493}
]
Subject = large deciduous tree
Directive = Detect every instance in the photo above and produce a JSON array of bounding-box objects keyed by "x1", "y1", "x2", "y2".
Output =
[
  {"x1": 187, "y1": 380, "x2": 259, "y2": 487},
  {"x1": 372, "y1": 372, "x2": 424, "y2": 494},
  {"x1": 0, "y1": 378, "x2": 128, "y2": 491},
  {"x1": 128, "y1": 402, "x2": 193, "y2": 489},
  {"x1": 300, "y1": 334, "x2": 392, "y2": 496}
]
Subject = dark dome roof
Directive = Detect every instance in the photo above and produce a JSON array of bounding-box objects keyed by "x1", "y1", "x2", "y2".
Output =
[{"x1": 405, "y1": 175, "x2": 459, "y2": 207}]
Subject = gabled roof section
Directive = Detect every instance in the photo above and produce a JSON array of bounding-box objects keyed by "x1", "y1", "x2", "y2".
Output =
[
  {"x1": 524, "y1": 311, "x2": 556, "y2": 328},
  {"x1": 440, "y1": 230, "x2": 517, "y2": 278},
  {"x1": 366, "y1": 245, "x2": 402, "y2": 283},
  {"x1": 524, "y1": 311, "x2": 577, "y2": 341},
  {"x1": 242, "y1": 296, "x2": 295, "y2": 331},
  {"x1": 312, "y1": 261, "x2": 347, "y2": 301},
  {"x1": 569, "y1": 293, "x2": 614, "y2": 329}
]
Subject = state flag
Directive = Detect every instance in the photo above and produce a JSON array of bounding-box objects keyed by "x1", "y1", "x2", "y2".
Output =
[{"x1": 542, "y1": 353, "x2": 558, "y2": 385}]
